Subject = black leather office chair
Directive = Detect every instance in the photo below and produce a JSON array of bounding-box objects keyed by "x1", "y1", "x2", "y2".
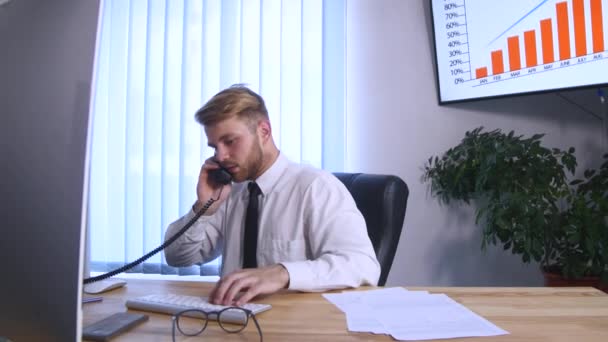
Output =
[{"x1": 333, "y1": 173, "x2": 408, "y2": 286}]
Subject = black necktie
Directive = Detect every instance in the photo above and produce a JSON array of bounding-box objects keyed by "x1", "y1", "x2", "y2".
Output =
[{"x1": 243, "y1": 182, "x2": 261, "y2": 268}]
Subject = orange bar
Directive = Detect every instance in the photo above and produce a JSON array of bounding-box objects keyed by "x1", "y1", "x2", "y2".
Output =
[
  {"x1": 556, "y1": 2, "x2": 571, "y2": 60},
  {"x1": 573, "y1": 0, "x2": 587, "y2": 56},
  {"x1": 591, "y1": 0, "x2": 605, "y2": 53},
  {"x1": 491, "y1": 50, "x2": 504, "y2": 75},
  {"x1": 540, "y1": 19, "x2": 555, "y2": 63},
  {"x1": 524, "y1": 30, "x2": 538, "y2": 67},
  {"x1": 507, "y1": 36, "x2": 522, "y2": 71},
  {"x1": 475, "y1": 67, "x2": 488, "y2": 79}
]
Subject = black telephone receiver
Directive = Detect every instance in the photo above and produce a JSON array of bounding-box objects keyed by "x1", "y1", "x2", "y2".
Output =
[{"x1": 208, "y1": 165, "x2": 233, "y2": 185}]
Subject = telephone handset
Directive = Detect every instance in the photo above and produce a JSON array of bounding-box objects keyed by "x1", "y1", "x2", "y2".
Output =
[
  {"x1": 83, "y1": 164, "x2": 231, "y2": 285},
  {"x1": 208, "y1": 166, "x2": 233, "y2": 185}
]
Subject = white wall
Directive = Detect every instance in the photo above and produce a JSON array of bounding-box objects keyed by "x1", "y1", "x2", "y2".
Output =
[{"x1": 345, "y1": 0, "x2": 606, "y2": 286}]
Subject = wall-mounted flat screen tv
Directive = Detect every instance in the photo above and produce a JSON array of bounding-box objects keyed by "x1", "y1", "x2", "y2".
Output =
[{"x1": 430, "y1": 0, "x2": 608, "y2": 104}]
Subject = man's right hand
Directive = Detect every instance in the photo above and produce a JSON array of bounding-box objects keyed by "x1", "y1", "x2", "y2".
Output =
[{"x1": 193, "y1": 158, "x2": 232, "y2": 215}]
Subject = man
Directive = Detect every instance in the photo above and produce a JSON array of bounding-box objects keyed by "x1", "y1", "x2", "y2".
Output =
[{"x1": 164, "y1": 85, "x2": 380, "y2": 306}]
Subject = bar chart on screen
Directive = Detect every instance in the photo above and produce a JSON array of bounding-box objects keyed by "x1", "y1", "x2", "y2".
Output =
[{"x1": 432, "y1": 0, "x2": 608, "y2": 103}]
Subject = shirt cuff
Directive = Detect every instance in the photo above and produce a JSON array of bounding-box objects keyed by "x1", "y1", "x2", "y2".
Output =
[{"x1": 280, "y1": 261, "x2": 315, "y2": 291}]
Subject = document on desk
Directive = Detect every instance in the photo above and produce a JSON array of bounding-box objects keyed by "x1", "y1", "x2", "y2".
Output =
[{"x1": 323, "y1": 288, "x2": 508, "y2": 341}]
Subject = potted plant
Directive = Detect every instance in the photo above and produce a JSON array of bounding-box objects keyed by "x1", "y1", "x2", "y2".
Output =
[{"x1": 422, "y1": 127, "x2": 608, "y2": 292}]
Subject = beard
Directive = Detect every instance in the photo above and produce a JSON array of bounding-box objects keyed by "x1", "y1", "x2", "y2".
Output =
[{"x1": 233, "y1": 136, "x2": 264, "y2": 182}]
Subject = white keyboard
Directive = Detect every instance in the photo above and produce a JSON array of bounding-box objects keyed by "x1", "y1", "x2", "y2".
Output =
[{"x1": 126, "y1": 294, "x2": 271, "y2": 324}]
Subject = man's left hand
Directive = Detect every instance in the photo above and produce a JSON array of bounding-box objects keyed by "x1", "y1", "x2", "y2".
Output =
[{"x1": 209, "y1": 264, "x2": 290, "y2": 306}]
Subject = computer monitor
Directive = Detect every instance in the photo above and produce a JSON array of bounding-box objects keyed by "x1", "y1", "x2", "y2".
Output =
[{"x1": 0, "y1": 0, "x2": 100, "y2": 341}]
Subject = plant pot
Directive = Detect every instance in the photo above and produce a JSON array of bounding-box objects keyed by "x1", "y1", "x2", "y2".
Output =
[{"x1": 542, "y1": 268, "x2": 608, "y2": 294}]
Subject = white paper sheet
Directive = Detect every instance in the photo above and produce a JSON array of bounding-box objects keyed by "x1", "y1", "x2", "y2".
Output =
[{"x1": 323, "y1": 288, "x2": 508, "y2": 341}]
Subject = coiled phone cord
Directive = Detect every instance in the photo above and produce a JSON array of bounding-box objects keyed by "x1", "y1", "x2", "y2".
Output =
[{"x1": 83, "y1": 188, "x2": 223, "y2": 284}]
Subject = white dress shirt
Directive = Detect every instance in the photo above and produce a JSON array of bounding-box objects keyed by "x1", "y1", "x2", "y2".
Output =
[{"x1": 164, "y1": 153, "x2": 381, "y2": 291}]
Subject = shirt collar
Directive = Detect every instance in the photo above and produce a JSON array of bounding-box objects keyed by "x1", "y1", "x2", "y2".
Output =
[{"x1": 253, "y1": 152, "x2": 288, "y2": 196}]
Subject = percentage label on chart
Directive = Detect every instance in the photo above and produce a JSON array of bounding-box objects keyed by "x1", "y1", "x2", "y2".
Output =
[
  {"x1": 446, "y1": 21, "x2": 460, "y2": 29},
  {"x1": 444, "y1": 3, "x2": 459, "y2": 10},
  {"x1": 449, "y1": 50, "x2": 464, "y2": 57},
  {"x1": 442, "y1": 0, "x2": 470, "y2": 86}
]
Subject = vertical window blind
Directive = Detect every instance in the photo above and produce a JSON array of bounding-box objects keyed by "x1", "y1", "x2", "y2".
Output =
[{"x1": 89, "y1": 0, "x2": 346, "y2": 276}]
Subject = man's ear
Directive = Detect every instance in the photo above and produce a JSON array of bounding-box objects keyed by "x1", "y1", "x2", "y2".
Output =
[{"x1": 257, "y1": 119, "x2": 272, "y2": 142}]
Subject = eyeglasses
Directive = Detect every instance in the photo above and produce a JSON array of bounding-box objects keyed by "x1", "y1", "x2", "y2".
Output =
[{"x1": 171, "y1": 307, "x2": 263, "y2": 342}]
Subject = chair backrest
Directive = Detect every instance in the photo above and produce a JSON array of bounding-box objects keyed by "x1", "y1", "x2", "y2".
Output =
[{"x1": 333, "y1": 173, "x2": 409, "y2": 286}]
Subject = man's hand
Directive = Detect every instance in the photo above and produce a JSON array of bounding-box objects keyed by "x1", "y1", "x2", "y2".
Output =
[
  {"x1": 193, "y1": 157, "x2": 232, "y2": 215},
  {"x1": 209, "y1": 264, "x2": 290, "y2": 306}
]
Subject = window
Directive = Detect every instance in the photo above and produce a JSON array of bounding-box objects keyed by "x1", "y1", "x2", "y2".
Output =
[{"x1": 89, "y1": 0, "x2": 345, "y2": 276}]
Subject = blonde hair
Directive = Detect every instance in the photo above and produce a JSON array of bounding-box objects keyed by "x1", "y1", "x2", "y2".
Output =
[{"x1": 195, "y1": 84, "x2": 268, "y2": 131}]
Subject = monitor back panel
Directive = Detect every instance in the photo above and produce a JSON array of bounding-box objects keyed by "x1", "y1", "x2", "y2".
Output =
[{"x1": 0, "y1": 0, "x2": 100, "y2": 341}]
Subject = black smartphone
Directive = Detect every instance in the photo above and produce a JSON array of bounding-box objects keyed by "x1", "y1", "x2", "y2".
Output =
[
  {"x1": 82, "y1": 312, "x2": 148, "y2": 341},
  {"x1": 209, "y1": 166, "x2": 232, "y2": 185}
]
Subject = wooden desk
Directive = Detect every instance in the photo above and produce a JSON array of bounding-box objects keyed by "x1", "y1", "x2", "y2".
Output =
[{"x1": 82, "y1": 279, "x2": 608, "y2": 341}]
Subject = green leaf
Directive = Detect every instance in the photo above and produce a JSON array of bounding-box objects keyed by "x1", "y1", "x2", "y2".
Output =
[
  {"x1": 584, "y1": 169, "x2": 596, "y2": 179},
  {"x1": 531, "y1": 134, "x2": 544, "y2": 141}
]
